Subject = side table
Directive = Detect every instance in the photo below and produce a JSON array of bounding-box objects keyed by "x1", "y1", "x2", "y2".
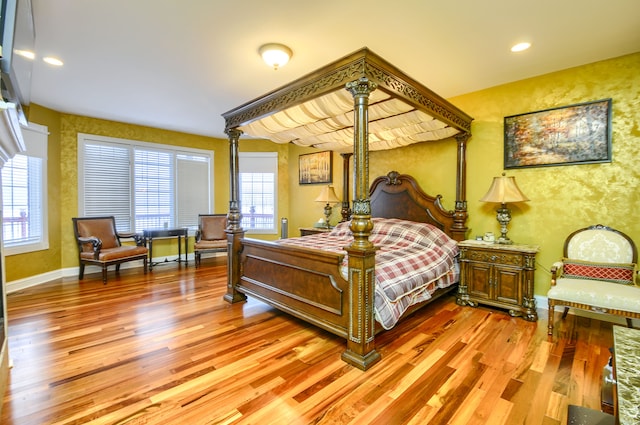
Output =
[
  {"x1": 456, "y1": 239, "x2": 538, "y2": 321},
  {"x1": 143, "y1": 227, "x2": 189, "y2": 270},
  {"x1": 299, "y1": 227, "x2": 332, "y2": 236}
]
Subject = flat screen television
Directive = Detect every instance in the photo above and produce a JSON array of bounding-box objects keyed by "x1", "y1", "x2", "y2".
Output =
[{"x1": 0, "y1": 0, "x2": 34, "y2": 125}]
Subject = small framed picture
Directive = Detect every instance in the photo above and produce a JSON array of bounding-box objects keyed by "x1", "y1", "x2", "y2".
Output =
[{"x1": 299, "y1": 151, "x2": 332, "y2": 184}]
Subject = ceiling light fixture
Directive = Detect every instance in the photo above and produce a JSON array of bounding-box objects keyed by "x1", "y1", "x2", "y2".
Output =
[
  {"x1": 258, "y1": 43, "x2": 292, "y2": 70},
  {"x1": 511, "y1": 42, "x2": 531, "y2": 53}
]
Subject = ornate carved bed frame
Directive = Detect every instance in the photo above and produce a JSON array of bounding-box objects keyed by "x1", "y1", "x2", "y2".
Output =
[{"x1": 221, "y1": 48, "x2": 473, "y2": 370}]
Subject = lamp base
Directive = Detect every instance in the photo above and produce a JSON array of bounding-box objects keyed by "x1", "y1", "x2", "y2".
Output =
[
  {"x1": 496, "y1": 203, "x2": 513, "y2": 245},
  {"x1": 496, "y1": 237, "x2": 513, "y2": 245},
  {"x1": 323, "y1": 203, "x2": 332, "y2": 229}
]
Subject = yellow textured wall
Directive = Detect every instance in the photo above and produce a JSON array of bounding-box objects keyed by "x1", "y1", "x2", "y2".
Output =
[
  {"x1": 16, "y1": 112, "x2": 230, "y2": 273},
  {"x1": 286, "y1": 52, "x2": 640, "y2": 295},
  {"x1": 451, "y1": 52, "x2": 640, "y2": 294},
  {"x1": 6, "y1": 52, "x2": 639, "y2": 299},
  {"x1": 55, "y1": 115, "x2": 233, "y2": 269},
  {"x1": 284, "y1": 145, "x2": 346, "y2": 234}
]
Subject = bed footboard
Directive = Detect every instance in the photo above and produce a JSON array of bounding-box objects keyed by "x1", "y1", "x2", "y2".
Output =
[
  {"x1": 237, "y1": 238, "x2": 351, "y2": 338},
  {"x1": 229, "y1": 237, "x2": 381, "y2": 370}
]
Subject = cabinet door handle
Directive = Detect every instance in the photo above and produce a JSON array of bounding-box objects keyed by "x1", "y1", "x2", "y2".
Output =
[{"x1": 490, "y1": 255, "x2": 498, "y2": 262}]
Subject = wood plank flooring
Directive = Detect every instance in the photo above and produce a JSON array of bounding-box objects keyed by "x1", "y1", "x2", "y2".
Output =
[{"x1": 1, "y1": 258, "x2": 614, "y2": 424}]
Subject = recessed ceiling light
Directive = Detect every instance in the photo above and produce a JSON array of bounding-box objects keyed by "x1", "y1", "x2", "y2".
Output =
[
  {"x1": 511, "y1": 42, "x2": 531, "y2": 53},
  {"x1": 43, "y1": 56, "x2": 64, "y2": 66},
  {"x1": 14, "y1": 49, "x2": 35, "y2": 60}
]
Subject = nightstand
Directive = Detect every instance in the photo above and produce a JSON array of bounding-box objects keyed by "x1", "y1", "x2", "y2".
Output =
[
  {"x1": 456, "y1": 240, "x2": 539, "y2": 321},
  {"x1": 299, "y1": 227, "x2": 332, "y2": 236}
]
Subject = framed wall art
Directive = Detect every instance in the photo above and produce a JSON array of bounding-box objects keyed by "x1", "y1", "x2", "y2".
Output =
[
  {"x1": 299, "y1": 151, "x2": 332, "y2": 184},
  {"x1": 504, "y1": 98, "x2": 612, "y2": 169}
]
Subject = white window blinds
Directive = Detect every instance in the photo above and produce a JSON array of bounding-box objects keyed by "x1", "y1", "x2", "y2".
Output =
[
  {"x1": 81, "y1": 141, "x2": 132, "y2": 231},
  {"x1": 2, "y1": 154, "x2": 42, "y2": 245},
  {"x1": 78, "y1": 134, "x2": 213, "y2": 233},
  {"x1": 1, "y1": 122, "x2": 49, "y2": 254},
  {"x1": 176, "y1": 153, "x2": 211, "y2": 228},
  {"x1": 134, "y1": 148, "x2": 173, "y2": 231}
]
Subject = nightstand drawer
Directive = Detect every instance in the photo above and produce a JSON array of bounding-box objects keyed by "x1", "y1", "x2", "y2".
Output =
[
  {"x1": 463, "y1": 249, "x2": 524, "y2": 267},
  {"x1": 299, "y1": 227, "x2": 332, "y2": 236}
]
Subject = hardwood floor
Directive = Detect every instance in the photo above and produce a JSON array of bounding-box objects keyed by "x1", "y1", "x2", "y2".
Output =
[{"x1": 1, "y1": 258, "x2": 614, "y2": 424}]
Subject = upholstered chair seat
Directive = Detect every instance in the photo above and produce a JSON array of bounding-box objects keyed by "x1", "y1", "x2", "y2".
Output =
[
  {"x1": 547, "y1": 224, "x2": 638, "y2": 335},
  {"x1": 79, "y1": 245, "x2": 148, "y2": 262},
  {"x1": 193, "y1": 239, "x2": 227, "y2": 251},
  {"x1": 548, "y1": 277, "x2": 640, "y2": 313}
]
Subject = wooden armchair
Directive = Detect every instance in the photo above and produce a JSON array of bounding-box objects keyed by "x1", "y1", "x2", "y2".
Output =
[
  {"x1": 194, "y1": 214, "x2": 228, "y2": 267},
  {"x1": 547, "y1": 224, "x2": 639, "y2": 335},
  {"x1": 72, "y1": 216, "x2": 148, "y2": 284}
]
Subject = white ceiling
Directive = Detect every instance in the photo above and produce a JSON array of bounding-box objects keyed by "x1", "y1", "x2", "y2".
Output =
[{"x1": 26, "y1": 0, "x2": 640, "y2": 139}]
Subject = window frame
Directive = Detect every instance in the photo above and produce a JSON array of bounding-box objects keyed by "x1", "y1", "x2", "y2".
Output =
[
  {"x1": 1, "y1": 122, "x2": 49, "y2": 256},
  {"x1": 78, "y1": 133, "x2": 214, "y2": 233},
  {"x1": 239, "y1": 152, "x2": 278, "y2": 235}
]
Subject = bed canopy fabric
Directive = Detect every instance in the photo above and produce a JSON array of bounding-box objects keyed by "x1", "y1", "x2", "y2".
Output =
[{"x1": 223, "y1": 47, "x2": 473, "y2": 153}]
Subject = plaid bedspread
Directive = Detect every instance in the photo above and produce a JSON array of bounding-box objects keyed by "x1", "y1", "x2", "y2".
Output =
[{"x1": 279, "y1": 218, "x2": 459, "y2": 329}]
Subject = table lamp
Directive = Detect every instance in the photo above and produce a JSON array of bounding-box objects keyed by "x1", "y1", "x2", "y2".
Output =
[
  {"x1": 314, "y1": 185, "x2": 340, "y2": 228},
  {"x1": 480, "y1": 173, "x2": 529, "y2": 244}
]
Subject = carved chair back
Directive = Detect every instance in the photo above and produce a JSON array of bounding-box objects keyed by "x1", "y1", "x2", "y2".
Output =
[
  {"x1": 565, "y1": 225, "x2": 637, "y2": 264},
  {"x1": 198, "y1": 215, "x2": 227, "y2": 241}
]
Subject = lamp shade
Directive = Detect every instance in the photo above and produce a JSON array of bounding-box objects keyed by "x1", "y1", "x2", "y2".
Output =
[
  {"x1": 480, "y1": 175, "x2": 529, "y2": 203},
  {"x1": 258, "y1": 43, "x2": 292, "y2": 70},
  {"x1": 315, "y1": 185, "x2": 340, "y2": 204}
]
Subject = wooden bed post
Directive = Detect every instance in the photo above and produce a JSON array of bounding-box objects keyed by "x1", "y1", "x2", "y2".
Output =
[
  {"x1": 342, "y1": 77, "x2": 381, "y2": 370},
  {"x1": 224, "y1": 128, "x2": 247, "y2": 304},
  {"x1": 452, "y1": 133, "x2": 470, "y2": 242},
  {"x1": 340, "y1": 152, "x2": 352, "y2": 222}
]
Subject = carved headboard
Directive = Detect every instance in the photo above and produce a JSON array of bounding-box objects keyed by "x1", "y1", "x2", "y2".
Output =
[{"x1": 369, "y1": 171, "x2": 458, "y2": 239}]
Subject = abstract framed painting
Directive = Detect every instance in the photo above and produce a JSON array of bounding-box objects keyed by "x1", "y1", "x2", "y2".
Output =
[{"x1": 504, "y1": 98, "x2": 612, "y2": 169}]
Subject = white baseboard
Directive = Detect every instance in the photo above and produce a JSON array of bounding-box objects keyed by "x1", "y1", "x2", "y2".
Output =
[
  {"x1": 6, "y1": 259, "x2": 152, "y2": 293},
  {"x1": 6, "y1": 252, "x2": 227, "y2": 293},
  {"x1": 6, "y1": 269, "x2": 66, "y2": 293}
]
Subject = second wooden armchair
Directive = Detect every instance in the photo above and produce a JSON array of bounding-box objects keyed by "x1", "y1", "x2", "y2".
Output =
[
  {"x1": 547, "y1": 224, "x2": 639, "y2": 335},
  {"x1": 194, "y1": 214, "x2": 228, "y2": 267}
]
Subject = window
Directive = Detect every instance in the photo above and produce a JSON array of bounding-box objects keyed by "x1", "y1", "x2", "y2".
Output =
[
  {"x1": 2, "y1": 123, "x2": 49, "y2": 255},
  {"x1": 78, "y1": 134, "x2": 213, "y2": 232},
  {"x1": 134, "y1": 149, "x2": 172, "y2": 230},
  {"x1": 239, "y1": 152, "x2": 278, "y2": 234}
]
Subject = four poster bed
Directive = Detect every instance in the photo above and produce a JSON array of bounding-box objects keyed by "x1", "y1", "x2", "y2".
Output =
[{"x1": 222, "y1": 48, "x2": 473, "y2": 370}]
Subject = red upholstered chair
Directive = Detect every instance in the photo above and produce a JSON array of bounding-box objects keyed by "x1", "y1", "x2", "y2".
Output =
[
  {"x1": 547, "y1": 224, "x2": 639, "y2": 335},
  {"x1": 194, "y1": 214, "x2": 228, "y2": 267},
  {"x1": 73, "y1": 216, "x2": 148, "y2": 284}
]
